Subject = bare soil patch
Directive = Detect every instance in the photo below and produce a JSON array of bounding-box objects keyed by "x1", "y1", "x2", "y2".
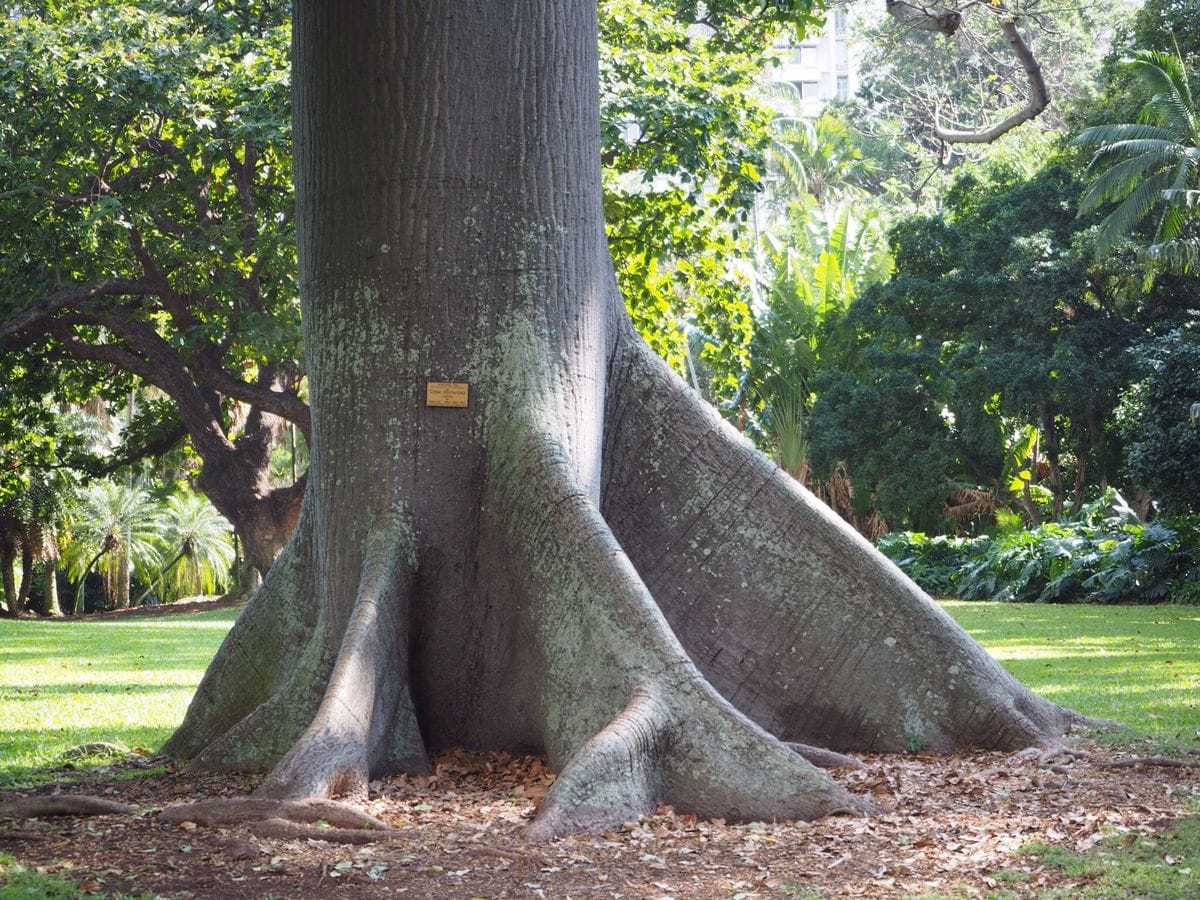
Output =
[{"x1": 2, "y1": 743, "x2": 1197, "y2": 898}]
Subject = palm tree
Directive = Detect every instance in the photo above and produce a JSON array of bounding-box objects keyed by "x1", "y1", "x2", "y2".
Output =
[
  {"x1": 1073, "y1": 50, "x2": 1200, "y2": 275},
  {"x1": 136, "y1": 492, "x2": 234, "y2": 604},
  {"x1": 62, "y1": 480, "x2": 163, "y2": 613},
  {"x1": 764, "y1": 88, "x2": 877, "y2": 208}
]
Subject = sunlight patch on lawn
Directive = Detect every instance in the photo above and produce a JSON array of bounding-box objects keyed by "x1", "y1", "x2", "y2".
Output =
[
  {"x1": 942, "y1": 600, "x2": 1200, "y2": 749},
  {"x1": 0, "y1": 606, "x2": 239, "y2": 787}
]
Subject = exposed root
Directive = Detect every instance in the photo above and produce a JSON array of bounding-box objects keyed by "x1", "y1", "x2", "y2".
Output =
[
  {"x1": 526, "y1": 687, "x2": 668, "y2": 841},
  {"x1": 599, "y1": 333, "x2": 1091, "y2": 753},
  {"x1": 254, "y1": 510, "x2": 426, "y2": 800},
  {"x1": 497, "y1": 428, "x2": 874, "y2": 841},
  {"x1": 0, "y1": 796, "x2": 135, "y2": 819},
  {"x1": 787, "y1": 743, "x2": 866, "y2": 770},
  {"x1": 247, "y1": 817, "x2": 398, "y2": 845},
  {"x1": 158, "y1": 797, "x2": 389, "y2": 830},
  {"x1": 1097, "y1": 756, "x2": 1200, "y2": 770},
  {"x1": 165, "y1": 508, "x2": 318, "y2": 764},
  {"x1": 1064, "y1": 710, "x2": 1123, "y2": 732},
  {"x1": 0, "y1": 829, "x2": 46, "y2": 841},
  {"x1": 1009, "y1": 745, "x2": 1091, "y2": 768}
]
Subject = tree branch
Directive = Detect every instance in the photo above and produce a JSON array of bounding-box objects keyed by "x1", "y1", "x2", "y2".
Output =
[
  {"x1": 0, "y1": 280, "x2": 160, "y2": 344},
  {"x1": 885, "y1": 0, "x2": 963, "y2": 37},
  {"x1": 50, "y1": 314, "x2": 234, "y2": 459},
  {"x1": 931, "y1": 19, "x2": 1049, "y2": 144},
  {"x1": 191, "y1": 358, "x2": 312, "y2": 437}
]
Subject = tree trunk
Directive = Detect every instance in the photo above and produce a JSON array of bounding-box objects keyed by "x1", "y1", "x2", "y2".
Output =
[
  {"x1": 17, "y1": 542, "x2": 34, "y2": 612},
  {"x1": 113, "y1": 549, "x2": 130, "y2": 611},
  {"x1": 0, "y1": 541, "x2": 17, "y2": 618},
  {"x1": 198, "y1": 441, "x2": 304, "y2": 577},
  {"x1": 41, "y1": 559, "x2": 61, "y2": 617},
  {"x1": 166, "y1": 0, "x2": 1087, "y2": 839}
]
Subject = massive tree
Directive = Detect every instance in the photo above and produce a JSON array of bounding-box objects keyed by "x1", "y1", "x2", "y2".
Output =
[{"x1": 166, "y1": 0, "x2": 1090, "y2": 839}]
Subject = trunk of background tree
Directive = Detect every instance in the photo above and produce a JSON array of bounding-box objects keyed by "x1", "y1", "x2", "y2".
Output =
[
  {"x1": 41, "y1": 559, "x2": 61, "y2": 617},
  {"x1": 198, "y1": 434, "x2": 304, "y2": 578},
  {"x1": 1, "y1": 544, "x2": 16, "y2": 618},
  {"x1": 166, "y1": 0, "x2": 1087, "y2": 838},
  {"x1": 113, "y1": 548, "x2": 130, "y2": 611},
  {"x1": 17, "y1": 543, "x2": 34, "y2": 612}
]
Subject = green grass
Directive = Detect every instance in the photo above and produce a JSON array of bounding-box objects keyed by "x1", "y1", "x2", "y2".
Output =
[
  {"x1": 3, "y1": 601, "x2": 1198, "y2": 789},
  {"x1": 943, "y1": 601, "x2": 1200, "y2": 749},
  {"x1": 0, "y1": 852, "x2": 85, "y2": 898},
  {"x1": 1022, "y1": 816, "x2": 1200, "y2": 898},
  {"x1": 0, "y1": 606, "x2": 240, "y2": 788},
  {"x1": 0, "y1": 852, "x2": 158, "y2": 899}
]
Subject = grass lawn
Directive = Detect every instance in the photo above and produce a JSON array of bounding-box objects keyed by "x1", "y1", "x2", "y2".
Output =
[
  {"x1": 0, "y1": 606, "x2": 239, "y2": 789},
  {"x1": 943, "y1": 601, "x2": 1200, "y2": 750},
  {"x1": 2, "y1": 601, "x2": 1197, "y2": 790}
]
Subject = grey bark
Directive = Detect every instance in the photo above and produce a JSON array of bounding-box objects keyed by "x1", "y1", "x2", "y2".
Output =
[
  {"x1": 41, "y1": 559, "x2": 61, "y2": 617},
  {"x1": 166, "y1": 0, "x2": 1086, "y2": 838}
]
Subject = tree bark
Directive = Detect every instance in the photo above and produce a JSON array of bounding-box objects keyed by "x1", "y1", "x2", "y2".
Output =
[
  {"x1": 0, "y1": 540, "x2": 17, "y2": 618},
  {"x1": 17, "y1": 542, "x2": 34, "y2": 612},
  {"x1": 41, "y1": 559, "x2": 61, "y2": 617},
  {"x1": 166, "y1": 0, "x2": 1087, "y2": 838}
]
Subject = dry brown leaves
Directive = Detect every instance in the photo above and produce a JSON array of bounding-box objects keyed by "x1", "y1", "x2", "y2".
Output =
[{"x1": 1, "y1": 741, "x2": 1197, "y2": 898}]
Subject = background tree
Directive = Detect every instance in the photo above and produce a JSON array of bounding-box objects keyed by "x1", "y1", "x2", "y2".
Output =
[
  {"x1": 0, "y1": 1, "x2": 307, "y2": 576},
  {"x1": 809, "y1": 160, "x2": 1139, "y2": 530},
  {"x1": 136, "y1": 490, "x2": 235, "y2": 604},
  {"x1": 62, "y1": 480, "x2": 162, "y2": 612},
  {"x1": 846, "y1": 0, "x2": 1118, "y2": 206},
  {"x1": 1120, "y1": 325, "x2": 1200, "y2": 517}
]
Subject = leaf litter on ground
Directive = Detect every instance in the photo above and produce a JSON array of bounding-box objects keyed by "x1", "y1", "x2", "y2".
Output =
[{"x1": 0, "y1": 742, "x2": 1198, "y2": 897}]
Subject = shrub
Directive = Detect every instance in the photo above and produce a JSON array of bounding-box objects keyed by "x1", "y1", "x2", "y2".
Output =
[{"x1": 878, "y1": 493, "x2": 1200, "y2": 603}]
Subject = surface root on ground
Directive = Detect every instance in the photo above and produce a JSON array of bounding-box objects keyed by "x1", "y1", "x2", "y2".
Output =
[{"x1": 0, "y1": 795, "x2": 136, "y2": 819}]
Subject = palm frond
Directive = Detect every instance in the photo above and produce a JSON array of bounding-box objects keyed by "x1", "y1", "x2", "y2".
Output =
[
  {"x1": 1147, "y1": 237, "x2": 1200, "y2": 274},
  {"x1": 1079, "y1": 150, "x2": 1177, "y2": 213},
  {"x1": 1126, "y1": 51, "x2": 1196, "y2": 138},
  {"x1": 1072, "y1": 123, "x2": 1173, "y2": 149},
  {"x1": 1095, "y1": 173, "x2": 1174, "y2": 256}
]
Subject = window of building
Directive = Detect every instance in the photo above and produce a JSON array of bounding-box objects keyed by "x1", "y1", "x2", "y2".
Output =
[
  {"x1": 837, "y1": 75, "x2": 849, "y2": 101},
  {"x1": 834, "y1": 8, "x2": 847, "y2": 34}
]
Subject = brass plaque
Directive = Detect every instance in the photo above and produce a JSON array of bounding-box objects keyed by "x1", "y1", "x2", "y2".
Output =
[{"x1": 426, "y1": 381, "x2": 469, "y2": 408}]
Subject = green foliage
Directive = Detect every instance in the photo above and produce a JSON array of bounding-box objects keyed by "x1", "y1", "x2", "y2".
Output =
[
  {"x1": 1120, "y1": 323, "x2": 1200, "y2": 515},
  {"x1": 741, "y1": 198, "x2": 892, "y2": 473},
  {"x1": 809, "y1": 160, "x2": 1140, "y2": 529},
  {"x1": 1074, "y1": 50, "x2": 1200, "y2": 277},
  {"x1": 600, "y1": 0, "x2": 774, "y2": 388},
  {"x1": 880, "y1": 494, "x2": 1200, "y2": 604},
  {"x1": 0, "y1": 1, "x2": 300, "y2": 371}
]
